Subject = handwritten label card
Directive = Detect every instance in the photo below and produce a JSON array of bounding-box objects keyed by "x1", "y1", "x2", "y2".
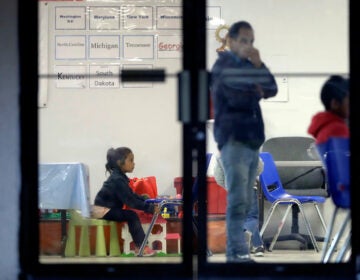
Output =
[
  {"x1": 89, "y1": 65, "x2": 120, "y2": 88},
  {"x1": 123, "y1": 35, "x2": 154, "y2": 59},
  {"x1": 54, "y1": 65, "x2": 87, "y2": 88},
  {"x1": 156, "y1": 6, "x2": 182, "y2": 29},
  {"x1": 157, "y1": 35, "x2": 182, "y2": 59},
  {"x1": 88, "y1": 35, "x2": 120, "y2": 59},
  {"x1": 55, "y1": 36, "x2": 86, "y2": 60},
  {"x1": 89, "y1": 6, "x2": 121, "y2": 30},
  {"x1": 122, "y1": 6, "x2": 154, "y2": 30},
  {"x1": 55, "y1": 7, "x2": 86, "y2": 30}
]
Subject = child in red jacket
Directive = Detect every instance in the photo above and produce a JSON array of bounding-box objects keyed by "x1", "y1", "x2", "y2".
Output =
[{"x1": 308, "y1": 75, "x2": 349, "y2": 144}]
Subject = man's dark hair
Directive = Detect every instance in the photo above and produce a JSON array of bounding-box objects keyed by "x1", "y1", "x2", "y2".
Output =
[
  {"x1": 321, "y1": 75, "x2": 349, "y2": 110},
  {"x1": 228, "y1": 21, "x2": 252, "y2": 39}
]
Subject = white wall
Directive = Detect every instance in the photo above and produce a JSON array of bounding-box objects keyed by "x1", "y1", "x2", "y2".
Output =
[
  {"x1": 39, "y1": 0, "x2": 348, "y2": 204},
  {"x1": 39, "y1": 0, "x2": 183, "y2": 201},
  {"x1": 206, "y1": 0, "x2": 348, "y2": 154}
]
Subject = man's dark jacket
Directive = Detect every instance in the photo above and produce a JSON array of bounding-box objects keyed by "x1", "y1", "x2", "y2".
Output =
[{"x1": 210, "y1": 51, "x2": 278, "y2": 150}]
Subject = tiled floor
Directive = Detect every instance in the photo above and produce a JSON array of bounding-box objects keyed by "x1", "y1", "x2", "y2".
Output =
[
  {"x1": 39, "y1": 248, "x2": 355, "y2": 280},
  {"x1": 40, "y1": 248, "x2": 348, "y2": 264}
]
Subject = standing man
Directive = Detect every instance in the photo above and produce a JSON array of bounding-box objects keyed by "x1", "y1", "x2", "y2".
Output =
[{"x1": 210, "y1": 21, "x2": 277, "y2": 263}]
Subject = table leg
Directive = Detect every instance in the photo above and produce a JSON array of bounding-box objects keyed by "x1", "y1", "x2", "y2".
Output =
[
  {"x1": 138, "y1": 212, "x2": 159, "y2": 257},
  {"x1": 60, "y1": 209, "x2": 67, "y2": 257},
  {"x1": 138, "y1": 200, "x2": 183, "y2": 256}
]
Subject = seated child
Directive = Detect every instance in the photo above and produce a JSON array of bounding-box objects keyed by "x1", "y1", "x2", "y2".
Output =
[{"x1": 93, "y1": 147, "x2": 160, "y2": 257}]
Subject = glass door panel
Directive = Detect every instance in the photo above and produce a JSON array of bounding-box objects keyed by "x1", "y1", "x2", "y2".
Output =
[
  {"x1": 205, "y1": 0, "x2": 350, "y2": 269},
  {"x1": 37, "y1": 0, "x2": 187, "y2": 271}
]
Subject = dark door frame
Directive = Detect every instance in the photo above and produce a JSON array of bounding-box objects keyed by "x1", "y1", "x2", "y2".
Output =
[{"x1": 18, "y1": 0, "x2": 359, "y2": 279}]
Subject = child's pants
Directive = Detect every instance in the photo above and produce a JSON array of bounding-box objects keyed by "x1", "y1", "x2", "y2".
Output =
[{"x1": 103, "y1": 207, "x2": 145, "y2": 247}]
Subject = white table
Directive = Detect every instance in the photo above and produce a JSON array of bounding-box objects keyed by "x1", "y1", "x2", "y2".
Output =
[
  {"x1": 39, "y1": 162, "x2": 91, "y2": 256},
  {"x1": 39, "y1": 162, "x2": 91, "y2": 217}
]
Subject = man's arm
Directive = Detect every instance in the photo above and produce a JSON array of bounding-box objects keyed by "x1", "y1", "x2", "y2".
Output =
[{"x1": 244, "y1": 46, "x2": 278, "y2": 99}]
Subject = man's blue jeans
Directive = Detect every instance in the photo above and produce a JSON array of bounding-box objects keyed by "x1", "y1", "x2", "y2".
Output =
[{"x1": 221, "y1": 139, "x2": 259, "y2": 258}]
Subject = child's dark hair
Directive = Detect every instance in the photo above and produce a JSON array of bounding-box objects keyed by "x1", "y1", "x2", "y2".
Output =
[
  {"x1": 228, "y1": 21, "x2": 252, "y2": 39},
  {"x1": 321, "y1": 75, "x2": 349, "y2": 110},
  {"x1": 105, "y1": 147, "x2": 132, "y2": 173}
]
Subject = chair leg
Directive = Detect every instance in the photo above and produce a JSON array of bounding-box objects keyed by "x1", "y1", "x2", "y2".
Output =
[
  {"x1": 335, "y1": 231, "x2": 351, "y2": 263},
  {"x1": 297, "y1": 203, "x2": 319, "y2": 252},
  {"x1": 323, "y1": 211, "x2": 351, "y2": 263},
  {"x1": 109, "y1": 222, "x2": 121, "y2": 256},
  {"x1": 177, "y1": 238, "x2": 181, "y2": 254},
  {"x1": 321, "y1": 208, "x2": 338, "y2": 262},
  {"x1": 314, "y1": 203, "x2": 327, "y2": 234},
  {"x1": 260, "y1": 203, "x2": 278, "y2": 237},
  {"x1": 64, "y1": 221, "x2": 76, "y2": 257},
  {"x1": 95, "y1": 224, "x2": 107, "y2": 257},
  {"x1": 79, "y1": 225, "x2": 91, "y2": 257},
  {"x1": 269, "y1": 204, "x2": 292, "y2": 251}
]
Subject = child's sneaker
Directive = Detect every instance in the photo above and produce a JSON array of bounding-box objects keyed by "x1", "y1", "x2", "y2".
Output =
[
  {"x1": 251, "y1": 246, "x2": 265, "y2": 257},
  {"x1": 227, "y1": 254, "x2": 256, "y2": 263},
  {"x1": 135, "y1": 245, "x2": 156, "y2": 257}
]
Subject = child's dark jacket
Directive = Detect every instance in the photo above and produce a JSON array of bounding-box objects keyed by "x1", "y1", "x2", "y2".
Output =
[{"x1": 94, "y1": 168, "x2": 154, "y2": 213}]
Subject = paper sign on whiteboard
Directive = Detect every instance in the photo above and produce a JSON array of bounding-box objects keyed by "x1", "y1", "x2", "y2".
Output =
[{"x1": 264, "y1": 76, "x2": 289, "y2": 102}]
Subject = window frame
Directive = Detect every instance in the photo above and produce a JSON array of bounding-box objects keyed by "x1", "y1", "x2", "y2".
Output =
[{"x1": 19, "y1": 0, "x2": 358, "y2": 279}]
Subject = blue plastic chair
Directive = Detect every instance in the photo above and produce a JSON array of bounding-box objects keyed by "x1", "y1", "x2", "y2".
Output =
[
  {"x1": 316, "y1": 137, "x2": 349, "y2": 163},
  {"x1": 321, "y1": 148, "x2": 351, "y2": 263},
  {"x1": 259, "y1": 152, "x2": 327, "y2": 252}
]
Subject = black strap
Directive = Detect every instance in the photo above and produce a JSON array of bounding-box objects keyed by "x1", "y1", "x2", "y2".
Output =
[{"x1": 283, "y1": 166, "x2": 325, "y2": 188}]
